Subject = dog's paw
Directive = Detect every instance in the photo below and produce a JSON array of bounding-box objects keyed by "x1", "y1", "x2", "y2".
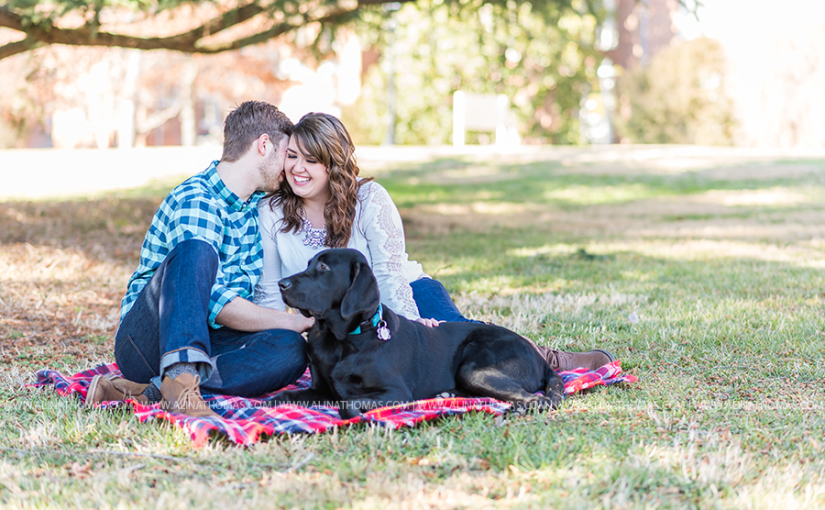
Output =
[
  {"x1": 504, "y1": 403, "x2": 530, "y2": 417},
  {"x1": 337, "y1": 405, "x2": 363, "y2": 420},
  {"x1": 268, "y1": 390, "x2": 298, "y2": 404},
  {"x1": 506, "y1": 396, "x2": 559, "y2": 416},
  {"x1": 532, "y1": 395, "x2": 561, "y2": 412}
]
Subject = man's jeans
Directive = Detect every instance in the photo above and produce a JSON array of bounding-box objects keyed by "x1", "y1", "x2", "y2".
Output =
[{"x1": 114, "y1": 239, "x2": 308, "y2": 396}]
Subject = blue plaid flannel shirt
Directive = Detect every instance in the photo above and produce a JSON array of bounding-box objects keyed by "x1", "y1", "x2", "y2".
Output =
[{"x1": 120, "y1": 161, "x2": 265, "y2": 328}]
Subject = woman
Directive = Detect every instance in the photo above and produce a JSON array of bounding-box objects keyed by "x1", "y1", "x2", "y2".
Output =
[{"x1": 255, "y1": 113, "x2": 612, "y2": 371}]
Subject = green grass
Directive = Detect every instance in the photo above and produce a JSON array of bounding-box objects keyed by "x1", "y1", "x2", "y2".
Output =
[
  {"x1": 1, "y1": 152, "x2": 824, "y2": 509},
  {"x1": 380, "y1": 157, "x2": 825, "y2": 208}
]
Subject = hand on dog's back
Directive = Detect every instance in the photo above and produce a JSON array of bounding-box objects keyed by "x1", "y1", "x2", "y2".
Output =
[{"x1": 414, "y1": 317, "x2": 442, "y2": 328}]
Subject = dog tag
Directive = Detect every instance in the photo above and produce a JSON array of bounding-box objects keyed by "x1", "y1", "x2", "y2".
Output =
[{"x1": 376, "y1": 320, "x2": 391, "y2": 341}]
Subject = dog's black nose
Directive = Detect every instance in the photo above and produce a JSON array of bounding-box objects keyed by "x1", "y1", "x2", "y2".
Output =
[{"x1": 278, "y1": 279, "x2": 292, "y2": 291}]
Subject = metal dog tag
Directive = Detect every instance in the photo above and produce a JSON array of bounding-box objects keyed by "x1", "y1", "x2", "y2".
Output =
[{"x1": 376, "y1": 321, "x2": 391, "y2": 341}]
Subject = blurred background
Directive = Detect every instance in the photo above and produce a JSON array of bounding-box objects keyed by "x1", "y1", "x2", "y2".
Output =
[{"x1": 0, "y1": 0, "x2": 823, "y2": 151}]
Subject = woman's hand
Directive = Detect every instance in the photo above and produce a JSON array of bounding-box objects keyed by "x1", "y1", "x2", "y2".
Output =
[{"x1": 415, "y1": 318, "x2": 441, "y2": 328}]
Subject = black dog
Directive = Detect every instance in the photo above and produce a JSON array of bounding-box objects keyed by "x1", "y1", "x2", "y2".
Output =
[{"x1": 269, "y1": 249, "x2": 563, "y2": 418}]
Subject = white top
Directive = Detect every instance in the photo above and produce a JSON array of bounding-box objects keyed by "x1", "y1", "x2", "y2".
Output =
[{"x1": 254, "y1": 180, "x2": 427, "y2": 320}]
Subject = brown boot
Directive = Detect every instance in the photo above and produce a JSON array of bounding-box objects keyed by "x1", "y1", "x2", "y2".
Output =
[
  {"x1": 85, "y1": 375, "x2": 149, "y2": 408},
  {"x1": 159, "y1": 373, "x2": 219, "y2": 419},
  {"x1": 540, "y1": 348, "x2": 615, "y2": 371}
]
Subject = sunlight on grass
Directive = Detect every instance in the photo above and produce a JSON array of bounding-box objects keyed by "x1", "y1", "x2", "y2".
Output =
[
  {"x1": 509, "y1": 245, "x2": 582, "y2": 257},
  {"x1": 420, "y1": 201, "x2": 531, "y2": 216},
  {"x1": 632, "y1": 240, "x2": 825, "y2": 268},
  {"x1": 703, "y1": 188, "x2": 811, "y2": 206},
  {"x1": 509, "y1": 240, "x2": 825, "y2": 268},
  {"x1": 461, "y1": 274, "x2": 520, "y2": 294},
  {"x1": 543, "y1": 183, "x2": 660, "y2": 204}
]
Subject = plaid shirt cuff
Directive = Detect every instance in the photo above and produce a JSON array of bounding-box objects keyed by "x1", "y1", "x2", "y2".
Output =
[{"x1": 209, "y1": 286, "x2": 240, "y2": 329}]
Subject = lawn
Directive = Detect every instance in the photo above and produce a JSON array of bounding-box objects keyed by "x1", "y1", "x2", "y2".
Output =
[{"x1": 1, "y1": 148, "x2": 824, "y2": 509}]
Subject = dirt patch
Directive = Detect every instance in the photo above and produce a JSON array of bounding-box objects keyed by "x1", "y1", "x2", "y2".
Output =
[{"x1": 0, "y1": 243, "x2": 128, "y2": 353}]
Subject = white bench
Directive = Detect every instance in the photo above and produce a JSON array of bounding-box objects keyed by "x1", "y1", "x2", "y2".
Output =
[{"x1": 452, "y1": 91, "x2": 519, "y2": 146}]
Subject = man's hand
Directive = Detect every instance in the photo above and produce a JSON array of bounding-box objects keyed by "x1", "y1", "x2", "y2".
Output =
[
  {"x1": 216, "y1": 297, "x2": 314, "y2": 333},
  {"x1": 289, "y1": 313, "x2": 315, "y2": 333},
  {"x1": 415, "y1": 317, "x2": 441, "y2": 328}
]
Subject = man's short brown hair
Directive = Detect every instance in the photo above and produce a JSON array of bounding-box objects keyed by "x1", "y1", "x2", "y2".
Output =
[{"x1": 221, "y1": 101, "x2": 294, "y2": 162}]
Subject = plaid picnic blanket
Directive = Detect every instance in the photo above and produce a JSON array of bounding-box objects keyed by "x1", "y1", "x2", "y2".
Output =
[{"x1": 33, "y1": 361, "x2": 637, "y2": 446}]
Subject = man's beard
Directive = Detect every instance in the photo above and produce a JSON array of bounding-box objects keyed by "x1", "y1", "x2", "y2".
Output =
[{"x1": 258, "y1": 152, "x2": 283, "y2": 192}]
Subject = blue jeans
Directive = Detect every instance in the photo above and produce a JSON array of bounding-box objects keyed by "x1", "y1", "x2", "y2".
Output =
[
  {"x1": 114, "y1": 239, "x2": 308, "y2": 396},
  {"x1": 411, "y1": 277, "x2": 558, "y2": 363},
  {"x1": 410, "y1": 278, "x2": 482, "y2": 323}
]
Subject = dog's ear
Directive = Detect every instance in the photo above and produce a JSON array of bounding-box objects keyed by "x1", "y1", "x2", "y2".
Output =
[{"x1": 341, "y1": 259, "x2": 380, "y2": 321}]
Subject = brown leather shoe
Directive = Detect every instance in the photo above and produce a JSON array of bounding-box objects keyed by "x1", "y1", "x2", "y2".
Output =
[
  {"x1": 539, "y1": 348, "x2": 615, "y2": 371},
  {"x1": 85, "y1": 375, "x2": 149, "y2": 408},
  {"x1": 159, "y1": 373, "x2": 219, "y2": 419}
]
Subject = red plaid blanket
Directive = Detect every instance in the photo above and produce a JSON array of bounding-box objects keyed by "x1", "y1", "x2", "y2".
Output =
[{"x1": 33, "y1": 362, "x2": 637, "y2": 446}]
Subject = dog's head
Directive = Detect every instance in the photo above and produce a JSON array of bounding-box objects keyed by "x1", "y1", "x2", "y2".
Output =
[{"x1": 279, "y1": 248, "x2": 380, "y2": 340}]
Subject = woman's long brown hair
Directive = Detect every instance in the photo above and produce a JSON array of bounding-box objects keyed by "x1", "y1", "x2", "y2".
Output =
[{"x1": 267, "y1": 113, "x2": 373, "y2": 248}]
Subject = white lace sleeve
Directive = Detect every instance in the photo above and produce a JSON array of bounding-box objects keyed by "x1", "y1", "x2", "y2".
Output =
[
  {"x1": 254, "y1": 202, "x2": 286, "y2": 311},
  {"x1": 360, "y1": 183, "x2": 421, "y2": 320}
]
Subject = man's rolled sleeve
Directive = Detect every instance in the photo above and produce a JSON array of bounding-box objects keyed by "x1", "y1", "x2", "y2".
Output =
[{"x1": 209, "y1": 282, "x2": 240, "y2": 329}]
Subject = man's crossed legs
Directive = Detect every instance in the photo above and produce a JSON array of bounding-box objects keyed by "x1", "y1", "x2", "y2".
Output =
[{"x1": 86, "y1": 239, "x2": 308, "y2": 417}]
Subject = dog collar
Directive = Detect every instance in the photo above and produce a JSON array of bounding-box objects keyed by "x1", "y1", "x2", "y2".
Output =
[{"x1": 349, "y1": 304, "x2": 391, "y2": 341}]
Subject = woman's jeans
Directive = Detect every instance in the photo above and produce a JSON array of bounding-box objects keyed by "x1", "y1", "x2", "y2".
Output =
[
  {"x1": 410, "y1": 278, "x2": 481, "y2": 323},
  {"x1": 114, "y1": 239, "x2": 307, "y2": 397},
  {"x1": 411, "y1": 277, "x2": 557, "y2": 362}
]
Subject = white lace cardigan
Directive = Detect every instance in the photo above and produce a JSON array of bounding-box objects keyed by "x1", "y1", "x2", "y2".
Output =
[{"x1": 253, "y1": 180, "x2": 427, "y2": 319}]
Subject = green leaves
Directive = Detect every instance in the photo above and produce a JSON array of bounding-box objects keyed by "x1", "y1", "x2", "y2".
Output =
[
  {"x1": 615, "y1": 37, "x2": 737, "y2": 145},
  {"x1": 346, "y1": 0, "x2": 599, "y2": 145}
]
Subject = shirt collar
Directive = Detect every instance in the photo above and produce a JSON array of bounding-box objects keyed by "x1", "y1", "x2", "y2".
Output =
[{"x1": 205, "y1": 160, "x2": 265, "y2": 212}]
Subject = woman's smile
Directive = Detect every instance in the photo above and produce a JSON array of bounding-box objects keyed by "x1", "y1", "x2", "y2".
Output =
[{"x1": 284, "y1": 136, "x2": 331, "y2": 202}]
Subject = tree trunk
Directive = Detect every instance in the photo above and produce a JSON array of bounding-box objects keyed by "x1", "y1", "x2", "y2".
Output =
[
  {"x1": 179, "y1": 60, "x2": 198, "y2": 147},
  {"x1": 117, "y1": 50, "x2": 141, "y2": 148}
]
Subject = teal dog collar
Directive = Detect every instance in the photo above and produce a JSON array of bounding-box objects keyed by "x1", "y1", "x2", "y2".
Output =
[{"x1": 349, "y1": 304, "x2": 391, "y2": 341}]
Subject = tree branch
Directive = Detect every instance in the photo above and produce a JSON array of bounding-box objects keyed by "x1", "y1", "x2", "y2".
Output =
[
  {"x1": 0, "y1": 0, "x2": 419, "y2": 60},
  {"x1": 166, "y1": 2, "x2": 270, "y2": 46},
  {"x1": 0, "y1": 6, "x2": 26, "y2": 31},
  {"x1": 0, "y1": 39, "x2": 39, "y2": 60},
  {"x1": 199, "y1": 4, "x2": 360, "y2": 53},
  {"x1": 0, "y1": 3, "x2": 271, "y2": 54}
]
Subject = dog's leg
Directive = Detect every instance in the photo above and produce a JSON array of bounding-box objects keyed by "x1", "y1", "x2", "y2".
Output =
[
  {"x1": 543, "y1": 366, "x2": 564, "y2": 406},
  {"x1": 456, "y1": 363, "x2": 559, "y2": 413}
]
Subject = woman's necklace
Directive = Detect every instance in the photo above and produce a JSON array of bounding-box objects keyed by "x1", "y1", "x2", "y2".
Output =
[{"x1": 299, "y1": 206, "x2": 327, "y2": 249}]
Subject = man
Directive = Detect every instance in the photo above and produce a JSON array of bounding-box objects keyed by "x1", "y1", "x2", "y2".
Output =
[{"x1": 86, "y1": 101, "x2": 314, "y2": 418}]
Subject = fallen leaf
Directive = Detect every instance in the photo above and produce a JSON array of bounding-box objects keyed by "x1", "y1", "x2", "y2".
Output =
[{"x1": 68, "y1": 461, "x2": 92, "y2": 479}]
